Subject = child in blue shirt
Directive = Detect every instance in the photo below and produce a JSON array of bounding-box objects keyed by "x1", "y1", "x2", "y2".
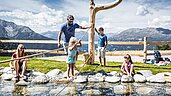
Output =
[
  {"x1": 95, "y1": 27, "x2": 108, "y2": 66},
  {"x1": 66, "y1": 37, "x2": 82, "y2": 79}
]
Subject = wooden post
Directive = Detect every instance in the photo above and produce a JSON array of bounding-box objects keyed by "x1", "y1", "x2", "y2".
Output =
[
  {"x1": 89, "y1": 0, "x2": 122, "y2": 64},
  {"x1": 143, "y1": 37, "x2": 147, "y2": 60}
]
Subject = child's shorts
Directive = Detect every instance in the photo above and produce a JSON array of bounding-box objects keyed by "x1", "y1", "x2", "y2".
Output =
[{"x1": 97, "y1": 47, "x2": 106, "y2": 58}]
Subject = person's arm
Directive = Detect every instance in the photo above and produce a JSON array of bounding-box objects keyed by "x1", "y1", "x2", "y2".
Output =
[
  {"x1": 79, "y1": 26, "x2": 91, "y2": 29},
  {"x1": 124, "y1": 63, "x2": 130, "y2": 76},
  {"x1": 77, "y1": 39, "x2": 82, "y2": 47},
  {"x1": 58, "y1": 31, "x2": 62, "y2": 48},
  {"x1": 95, "y1": 28, "x2": 100, "y2": 34},
  {"x1": 104, "y1": 36, "x2": 108, "y2": 48},
  {"x1": 69, "y1": 40, "x2": 81, "y2": 51}
]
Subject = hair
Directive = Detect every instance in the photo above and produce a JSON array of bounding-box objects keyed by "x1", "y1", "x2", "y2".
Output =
[
  {"x1": 98, "y1": 27, "x2": 104, "y2": 31},
  {"x1": 16, "y1": 44, "x2": 25, "y2": 58},
  {"x1": 124, "y1": 54, "x2": 133, "y2": 64},
  {"x1": 67, "y1": 15, "x2": 74, "y2": 20},
  {"x1": 69, "y1": 37, "x2": 77, "y2": 46}
]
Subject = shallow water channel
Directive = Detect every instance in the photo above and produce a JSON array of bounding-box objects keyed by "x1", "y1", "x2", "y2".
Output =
[{"x1": 1, "y1": 78, "x2": 171, "y2": 96}]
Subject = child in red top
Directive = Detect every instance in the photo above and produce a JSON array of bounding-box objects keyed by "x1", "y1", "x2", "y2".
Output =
[{"x1": 121, "y1": 54, "x2": 135, "y2": 77}]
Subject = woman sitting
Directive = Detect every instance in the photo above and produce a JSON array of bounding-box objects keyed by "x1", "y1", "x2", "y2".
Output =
[{"x1": 9, "y1": 44, "x2": 28, "y2": 79}]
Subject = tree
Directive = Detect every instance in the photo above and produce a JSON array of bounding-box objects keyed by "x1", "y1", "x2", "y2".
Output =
[{"x1": 88, "y1": 0, "x2": 122, "y2": 64}]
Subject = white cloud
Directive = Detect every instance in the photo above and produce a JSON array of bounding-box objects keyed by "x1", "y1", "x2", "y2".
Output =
[
  {"x1": 0, "y1": 0, "x2": 43, "y2": 12},
  {"x1": 148, "y1": 16, "x2": 171, "y2": 29},
  {"x1": 136, "y1": 6, "x2": 151, "y2": 16},
  {"x1": 0, "y1": 5, "x2": 65, "y2": 32}
]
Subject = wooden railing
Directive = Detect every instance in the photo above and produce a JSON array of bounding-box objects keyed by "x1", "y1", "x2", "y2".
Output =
[{"x1": 1, "y1": 37, "x2": 171, "y2": 59}]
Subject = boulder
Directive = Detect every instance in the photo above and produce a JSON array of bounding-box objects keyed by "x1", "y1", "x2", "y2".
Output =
[
  {"x1": 134, "y1": 74, "x2": 146, "y2": 83},
  {"x1": 31, "y1": 75, "x2": 49, "y2": 84},
  {"x1": 105, "y1": 76, "x2": 120, "y2": 83},
  {"x1": 146, "y1": 75, "x2": 166, "y2": 83},
  {"x1": 121, "y1": 75, "x2": 134, "y2": 83},
  {"x1": 137, "y1": 70, "x2": 153, "y2": 78}
]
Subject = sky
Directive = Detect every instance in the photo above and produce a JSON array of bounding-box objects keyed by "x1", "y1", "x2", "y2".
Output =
[{"x1": 0, "y1": 0, "x2": 171, "y2": 34}]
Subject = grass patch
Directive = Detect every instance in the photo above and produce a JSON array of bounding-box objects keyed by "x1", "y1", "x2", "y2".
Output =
[{"x1": 1, "y1": 56, "x2": 171, "y2": 74}]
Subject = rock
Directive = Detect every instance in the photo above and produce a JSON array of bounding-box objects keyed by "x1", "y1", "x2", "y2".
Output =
[
  {"x1": 105, "y1": 76, "x2": 120, "y2": 83},
  {"x1": 0, "y1": 67, "x2": 4, "y2": 75},
  {"x1": 136, "y1": 87, "x2": 153, "y2": 95},
  {"x1": 3, "y1": 67, "x2": 13, "y2": 74},
  {"x1": 164, "y1": 76, "x2": 171, "y2": 83},
  {"x1": 63, "y1": 70, "x2": 79, "y2": 78},
  {"x1": 114, "y1": 85, "x2": 131, "y2": 94},
  {"x1": 15, "y1": 80, "x2": 30, "y2": 86},
  {"x1": 49, "y1": 87, "x2": 69, "y2": 95},
  {"x1": 121, "y1": 75, "x2": 134, "y2": 83},
  {"x1": 133, "y1": 74, "x2": 146, "y2": 83},
  {"x1": 97, "y1": 70, "x2": 107, "y2": 76},
  {"x1": 46, "y1": 69, "x2": 62, "y2": 82},
  {"x1": 73, "y1": 75, "x2": 87, "y2": 83},
  {"x1": 27, "y1": 87, "x2": 49, "y2": 95},
  {"x1": 88, "y1": 74, "x2": 105, "y2": 82},
  {"x1": 53, "y1": 78, "x2": 71, "y2": 83},
  {"x1": 165, "y1": 88, "x2": 171, "y2": 95},
  {"x1": 137, "y1": 70, "x2": 153, "y2": 78},
  {"x1": 46, "y1": 69, "x2": 61, "y2": 78},
  {"x1": 1, "y1": 73, "x2": 14, "y2": 81},
  {"x1": 146, "y1": 75, "x2": 166, "y2": 83},
  {"x1": 31, "y1": 75, "x2": 49, "y2": 84},
  {"x1": 31, "y1": 70, "x2": 45, "y2": 76},
  {"x1": 81, "y1": 89, "x2": 101, "y2": 95},
  {"x1": 108, "y1": 71, "x2": 118, "y2": 76}
]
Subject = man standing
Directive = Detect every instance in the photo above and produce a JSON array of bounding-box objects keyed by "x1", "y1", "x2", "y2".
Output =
[{"x1": 58, "y1": 15, "x2": 90, "y2": 54}]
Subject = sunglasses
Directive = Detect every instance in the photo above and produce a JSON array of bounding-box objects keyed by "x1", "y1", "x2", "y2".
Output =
[
  {"x1": 19, "y1": 47, "x2": 25, "y2": 49},
  {"x1": 124, "y1": 56, "x2": 129, "y2": 59}
]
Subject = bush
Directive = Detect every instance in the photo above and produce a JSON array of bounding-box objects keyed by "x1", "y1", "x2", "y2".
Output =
[{"x1": 155, "y1": 44, "x2": 171, "y2": 50}]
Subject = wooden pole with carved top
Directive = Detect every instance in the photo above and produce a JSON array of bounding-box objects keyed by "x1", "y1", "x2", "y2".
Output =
[{"x1": 89, "y1": 0, "x2": 122, "y2": 64}]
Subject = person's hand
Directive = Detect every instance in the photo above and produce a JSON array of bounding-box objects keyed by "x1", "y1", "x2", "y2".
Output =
[{"x1": 78, "y1": 39, "x2": 81, "y2": 43}]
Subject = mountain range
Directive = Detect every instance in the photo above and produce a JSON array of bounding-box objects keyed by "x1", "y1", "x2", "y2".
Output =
[
  {"x1": 41, "y1": 27, "x2": 171, "y2": 42},
  {"x1": 108, "y1": 27, "x2": 171, "y2": 41},
  {"x1": 0, "y1": 19, "x2": 52, "y2": 40},
  {"x1": 1, "y1": 19, "x2": 171, "y2": 42}
]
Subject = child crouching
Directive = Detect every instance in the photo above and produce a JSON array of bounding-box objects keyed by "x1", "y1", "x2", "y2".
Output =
[{"x1": 66, "y1": 37, "x2": 82, "y2": 79}]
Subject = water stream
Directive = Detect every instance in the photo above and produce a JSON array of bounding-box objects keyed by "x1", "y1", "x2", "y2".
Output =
[{"x1": 1, "y1": 78, "x2": 171, "y2": 96}]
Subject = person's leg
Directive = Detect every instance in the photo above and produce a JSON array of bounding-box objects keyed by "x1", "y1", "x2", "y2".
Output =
[
  {"x1": 71, "y1": 64, "x2": 74, "y2": 77},
  {"x1": 14, "y1": 61, "x2": 19, "y2": 77},
  {"x1": 104, "y1": 58, "x2": 106, "y2": 66},
  {"x1": 99, "y1": 56, "x2": 102, "y2": 66},
  {"x1": 102, "y1": 47, "x2": 106, "y2": 66},
  {"x1": 76, "y1": 51, "x2": 78, "y2": 61},
  {"x1": 98, "y1": 47, "x2": 102, "y2": 66},
  {"x1": 63, "y1": 42, "x2": 69, "y2": 55},
  {"x1": 67, "y1": 64, "x2": 70, "y2": 78},
  {"x1": 129, "y1": 64, "x2": 134, "y2": 77},
  {"x1": 21, "y1": 61, "x2": 27, "y2": 77}
]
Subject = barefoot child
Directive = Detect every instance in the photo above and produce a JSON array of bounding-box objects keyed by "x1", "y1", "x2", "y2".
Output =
[
  {"x1": 66, "y1": 37, "x2": 82, "y2": 79},
  {"x1": 121, "y1": 54, "x2": 135, "y2": 77}
]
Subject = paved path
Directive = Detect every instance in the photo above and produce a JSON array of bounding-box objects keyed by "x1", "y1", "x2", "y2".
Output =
[{"x1": 39, "y1": 54, "x2": 171, "y2": 63}]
